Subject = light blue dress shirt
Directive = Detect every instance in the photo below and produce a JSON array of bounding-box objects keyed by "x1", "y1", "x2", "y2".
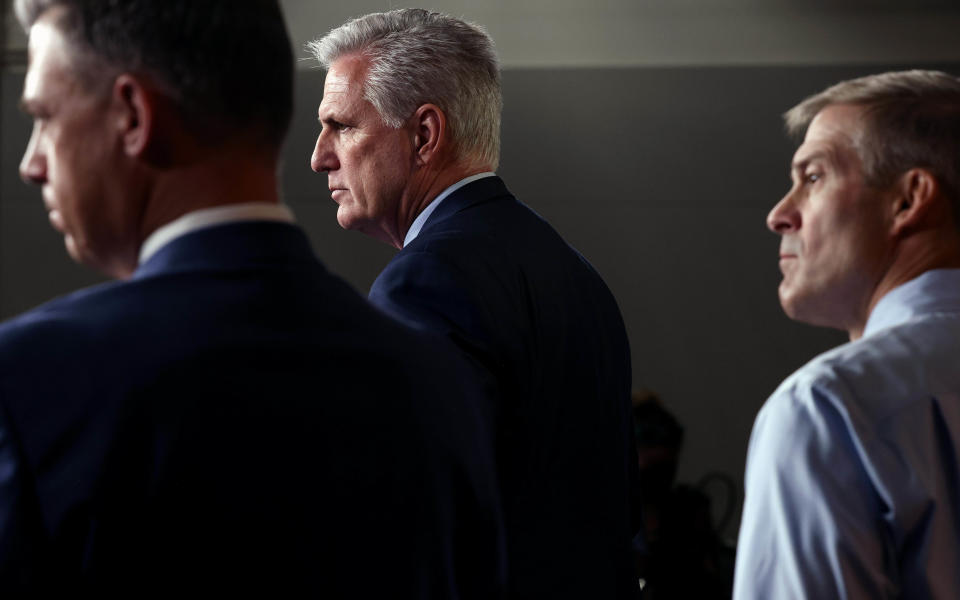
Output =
[{"x1": 734, "y1": 269, "x2": 960, "y2": 600}]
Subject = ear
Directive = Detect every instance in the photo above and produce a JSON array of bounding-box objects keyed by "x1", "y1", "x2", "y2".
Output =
[
  {"x1": 890, "y1": 168, "x2": 939, "y2": 237},
  {"x1": 110, "y1": 74, "x2": 155, "y2": 158},
  {"x1": 410, "y1": 103, "x2": 446, "y2": 166},
  {"x1": 891, "y1": 168, "x2": 940, "y2": 237}
]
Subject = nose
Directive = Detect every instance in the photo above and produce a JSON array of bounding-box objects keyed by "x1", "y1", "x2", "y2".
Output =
[
  {"x1": 767, "y1": 188, "x2": 800, "y2": 234},
  {"x1": 19, "y1": 122, "x2": 47, "y2": 185},
  {"x1": 310, "y1": 129, "x2": 339, "y2": 173}
]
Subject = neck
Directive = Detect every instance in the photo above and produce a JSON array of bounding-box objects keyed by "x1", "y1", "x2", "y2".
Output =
[
  {"x1": 137, "y1": 148, "x2": 280, "y2": 252},
  {"x1": 850, "y1": 228, "x2": 960, "y2": 340},
  {"x1": 390, "y1": 160, "x2": 491, "y2": 249}
]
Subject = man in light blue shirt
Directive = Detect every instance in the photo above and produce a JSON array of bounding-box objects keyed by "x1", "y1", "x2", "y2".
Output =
[{"x1": 734, "y1": 70, "x2": 960, "y2": 599}]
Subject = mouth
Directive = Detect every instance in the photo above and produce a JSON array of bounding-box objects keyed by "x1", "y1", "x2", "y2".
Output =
[
  {"x1": 778, "y1": 255, "x2": 797, "y2": 270},
  {"x1": 778, "y1": 254, "x2": 798, "y2": 276},
  {"x1": 329, "y1": 188, "x2": 347, "y2": 203}
]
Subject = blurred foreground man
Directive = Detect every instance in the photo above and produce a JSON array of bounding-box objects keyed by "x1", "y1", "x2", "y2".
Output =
[
  {"x1": 309, "y1": 9, "x2": 640, "y2": 598},
  {"x1": 735, "y1": 70, "x2": 960, "y2": 599},
  {"x1": 0, "y1": 1, "x2": 504, "y2": 596}
]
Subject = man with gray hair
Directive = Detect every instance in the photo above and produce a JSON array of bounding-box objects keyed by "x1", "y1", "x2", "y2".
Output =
[
  {"x1": 309, "y1": 9, "x2": 641, "y2": 599},
  {"x1": 734, "y1": 70, "x2": 960, "y2": 599}
]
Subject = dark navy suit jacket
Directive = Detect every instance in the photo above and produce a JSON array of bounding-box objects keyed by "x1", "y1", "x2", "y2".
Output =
[
  {"x1": 369, "y1": 177, "x2": 641, "y2": 599},
  {"x1": 0, "y1": 221, "x2": 504, "y2": 597}
]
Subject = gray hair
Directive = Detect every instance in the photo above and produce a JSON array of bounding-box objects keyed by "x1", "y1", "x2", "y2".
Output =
[
  {"x1": 785, "y1": 70, "x2": 960, "y2": 216},
  {"x1": 308, "y1": 8, "x2": 502, "y2": 169}
]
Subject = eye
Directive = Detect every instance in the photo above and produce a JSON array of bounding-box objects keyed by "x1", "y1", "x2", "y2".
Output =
[
  {"x1": 804, "y1": 172, "x2": 821, "y2": 184},
  {"x1": 323, "y1": 120, "x2": 350, "y2": 133}
]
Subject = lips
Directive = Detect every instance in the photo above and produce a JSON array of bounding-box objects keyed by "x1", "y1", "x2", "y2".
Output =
[
  {"x1": 329, "y1": 188, "x2": 347, "y2": 203},
  {"x1": 779, "y1": 238, "x2": 801, "y2": 259}
]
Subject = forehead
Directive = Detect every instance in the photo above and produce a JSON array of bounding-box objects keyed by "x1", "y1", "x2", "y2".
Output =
[
  {"x1": 319, "y1": 54, "x2": 372, "y2": 116},
  {"x1": 793, "y1": 104, "x2": 864, "y2": 166},
  {"x1": 22, "y1": 12, "x2": 76, "y2": 102}
]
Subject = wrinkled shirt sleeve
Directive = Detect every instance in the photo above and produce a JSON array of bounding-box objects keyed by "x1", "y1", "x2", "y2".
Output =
[{"x1": 733, "y1": 380, "x2": 897, "y2": 600}]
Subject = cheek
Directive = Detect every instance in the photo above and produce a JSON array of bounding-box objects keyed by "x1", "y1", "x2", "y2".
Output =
[
  {"x1": 800, "y1": 195, "x2": 849, "y2": 258},
  {"x1": 46, "y1": 151, "x2": 79, "y2": 214},
  {"x1": 53, "y1": 135, "x2": 119, "y2": 240},
  {"x1": 360, "y1": 142, "x2": 410, "y2": 194},
  {"x1": 52, "y1": 147, "x2": 94, "y2": 208},
  {"x1": 52, "y1": 123, "x2": 103, "y2": 184}
]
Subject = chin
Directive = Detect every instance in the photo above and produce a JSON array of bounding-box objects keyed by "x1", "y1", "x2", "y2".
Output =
[
  {"x1": 779, "y1": 290, "x2": 839, "y2": 330},
  {"x1": 64, "y1": 235, "x2": 84, "y2": 264},
  {"x1": 337, "y1": 207, "x2": 377, "y2": 234},
  {"x1": 778, "y1": 285, "x2": 807, "y2": 321},
  {"x1": 336, "y1": 206, "x2": 358, "y2": 231}
]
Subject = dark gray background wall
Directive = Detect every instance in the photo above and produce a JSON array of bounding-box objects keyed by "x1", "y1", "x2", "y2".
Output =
[
  {"x1": 4, "y1": 0, "x2": 960, "y2": 544},
  {"x1": 8, "y1": 62, "x2": 959, "y2": 538}
]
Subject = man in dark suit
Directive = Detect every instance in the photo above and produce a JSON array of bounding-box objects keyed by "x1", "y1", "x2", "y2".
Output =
[
  {"x1": 1, "y1": 1, "x2": 504, "y2": 596},
  {"x1": 309, "y1": 9, "x2": 641, "y2": 598}
]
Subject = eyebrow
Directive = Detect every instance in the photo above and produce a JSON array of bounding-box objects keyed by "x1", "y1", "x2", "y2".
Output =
[
  {"x1": 318, "y1": 114, "x2": 347, "y2": 129},
  {"x1": 791, "y1": 150, "x2": 833, "y2": 175}
]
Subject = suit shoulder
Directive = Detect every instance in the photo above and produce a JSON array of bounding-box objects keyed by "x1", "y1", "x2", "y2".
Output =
[
  {"x1": 409, "y1": 196, "x2": 600, "y2": 278},
  {"x1": 0, "y1": 281, "x2": 126, "y2": 347},
  {"x1": 420, "y1": 195, "x2": 557, "y2": 245}
]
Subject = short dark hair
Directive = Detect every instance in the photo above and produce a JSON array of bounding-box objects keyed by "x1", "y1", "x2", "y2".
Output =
[
  {"x1": 15, "y1": 0, "x2": 294, "y2": 150},
  {"x1": 784, "y1": 70, "x2": 960, "y2": 218}
]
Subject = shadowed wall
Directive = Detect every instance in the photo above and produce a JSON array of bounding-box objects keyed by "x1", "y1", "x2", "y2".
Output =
[{"x1": 9, "y1": 63, "x2": 958, "y2": 537}]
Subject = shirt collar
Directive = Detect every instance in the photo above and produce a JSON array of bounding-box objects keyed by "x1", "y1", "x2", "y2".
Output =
[
  {"x1": 863, "y1": 268, "x2": 960, "y2": 337},
  {"x1": 403, "y1": 172, "x2": 496, "y2": 247},
  {"x1": 139, "y1": 202, "x2": 295, "y2": 265}
]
